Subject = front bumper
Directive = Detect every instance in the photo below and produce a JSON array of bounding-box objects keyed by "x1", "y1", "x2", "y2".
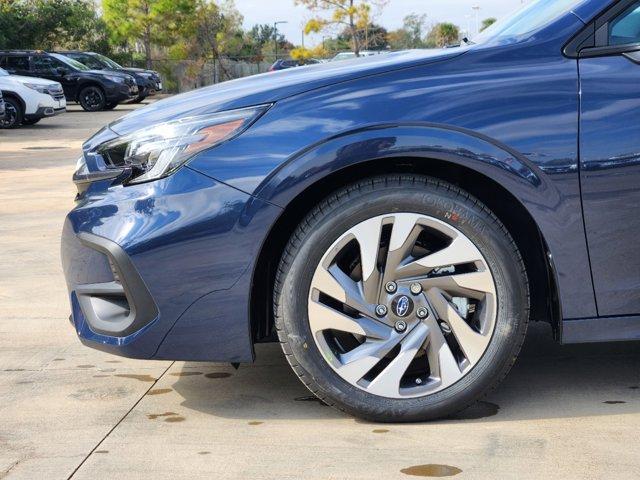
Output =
[
  {"x1": 25, "y1": 106, "x2": 66, "y2": 121},
  {"x1": 61, "y1": 165, "x2": 280, "y2": 361},
  {"x1": 104, "y1": 83, "x2": 139, "y2": 103}
]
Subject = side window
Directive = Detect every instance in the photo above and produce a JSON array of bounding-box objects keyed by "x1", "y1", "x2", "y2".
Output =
[
  {"x1": 4, "y1": 56, "x2": 30, "y2": 71},
  {"x1": 72, "y1": 55, "x2": 102, "y2": 69},
  {"x1": 610, "y1": 1, "x2": 640, "y2": 45},
  {"x1": 32, "y1": 56, "x2": 56, "y2": 73},
  {"x1": 32, "y1": 56, "x2": 66, "y2": 74}
]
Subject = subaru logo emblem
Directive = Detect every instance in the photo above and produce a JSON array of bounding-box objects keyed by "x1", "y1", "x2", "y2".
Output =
[{"x1": 394, "y1": 295, "x2": 411, "y2": 317}]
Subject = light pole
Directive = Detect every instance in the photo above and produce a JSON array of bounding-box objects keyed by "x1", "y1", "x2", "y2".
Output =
[
  {"x1": 472, "y1": 5, "x2": 480, "y2": 35},
  {"x1": 274, "y1": 21, "x2": 288, "y2": 61}
]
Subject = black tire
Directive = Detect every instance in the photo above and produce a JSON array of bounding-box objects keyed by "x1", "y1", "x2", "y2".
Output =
[
  {"x1": 274, "y1": 175, "x2": 529, "y2": 422},
  {"x1": 21, "y1": 118, "x2": 41, "y2": 126},
  {"x1": 131, "y1": 94, "x2": 147, "y2": 104},
  {"x1": 78, "y1": 86, "x2": 106, "y2": 111},
  {"x1": 103, "y1": 102, "x2": 118, "y2": 110},
  {"x1": 0, "y1": 97, "x2": 23, "y2": 128}
]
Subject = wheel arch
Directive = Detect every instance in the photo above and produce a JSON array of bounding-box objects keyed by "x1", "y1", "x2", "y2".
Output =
[
  {"x1": 75, "y1": 81, "x2": 105, "y2": 102},
  {"x1": 0, "y1": 90, "x2": 26, "y2": 113},
  {"x1": 250, "y1": 149, "x2": 562, "y2": 345}
]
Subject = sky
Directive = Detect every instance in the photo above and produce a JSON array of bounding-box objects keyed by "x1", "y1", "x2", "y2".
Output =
[{"x1": 236, "y1": 0, "x2": 530, "y2": 47}]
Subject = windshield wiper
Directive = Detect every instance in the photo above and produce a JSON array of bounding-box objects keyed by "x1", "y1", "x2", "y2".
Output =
[{"x1": 462, "y1": 37, "x2": 476, "y2": 46}]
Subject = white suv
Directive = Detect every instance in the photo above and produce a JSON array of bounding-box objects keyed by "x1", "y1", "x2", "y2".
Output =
[{"x1": 0, "y1": 67, "x2": 66, "y2": 128}]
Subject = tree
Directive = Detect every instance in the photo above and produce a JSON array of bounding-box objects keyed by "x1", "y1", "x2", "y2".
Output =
[
  {"x1": 481, "y1": 17, "x2": 497, "y2": 32},
  {"x1": 426, "y1": 22, "x2": 460, "y2": 48},
  {"x1": 338, "y1": 22, "x2": 388, "y2": 50},
  {"x1": 0, "y1": 0, "x2": 109, "y2": 50},
  {"x1": 296, "y1": 0, "x2": 388, "y2": 56},
  {"x1": 388, "y1": 13, "x2": 427, "y2": 50},
  {"x1": 102, "y1": 0, "x2": 198, "y2": 69}
]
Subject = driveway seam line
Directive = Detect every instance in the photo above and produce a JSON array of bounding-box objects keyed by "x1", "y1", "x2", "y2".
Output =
[{"x1": 66, "y1": 361, "x2": 175, "y2": 480}]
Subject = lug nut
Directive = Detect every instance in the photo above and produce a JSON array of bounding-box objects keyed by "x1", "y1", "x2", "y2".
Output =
[
  {"x1": 385, "y1": 281, "x2": 397, "y2": 294},
  {"x1": 410, "y1": 283, "x2": 423, "y2": 295},
  {"x1": 415, "y1": 377, "x2": 423, "y2": 385},
  {"x1": 416, "y1": 307, "x2": 429, "y2": 319},
  {"x1": 394, "y1": 320, "x2": 407, "y2": 333},
  {"x1": 375, "y1": 304, "x2": 388, "y2": 317}
]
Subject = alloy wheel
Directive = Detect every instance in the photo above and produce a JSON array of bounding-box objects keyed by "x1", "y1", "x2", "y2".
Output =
[
  {"x1": 307, "y1": 213, "x2": 497, "y2": 399},
  {"x1": 1, "y1": 102, "x2": 18, "y2": 128}
]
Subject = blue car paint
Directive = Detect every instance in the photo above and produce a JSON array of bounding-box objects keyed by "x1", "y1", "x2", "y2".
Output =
[
  {"x1": 579, "y1": 55, "x2": 640, "y2": 317},
  {"x1": 61, "y1": 0, "x2": 640, "y2": 362}
]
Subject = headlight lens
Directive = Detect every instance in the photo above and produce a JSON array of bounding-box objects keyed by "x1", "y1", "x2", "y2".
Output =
[
  {"x1": 24, "y1": 83, "x2": 48, "y2": 94},
  {"x1": 97, "y1": 105, "x2": 270, "y2": 184},
  {"x1": 105, "y1": 75, "x2": 126, "y2": 83}
]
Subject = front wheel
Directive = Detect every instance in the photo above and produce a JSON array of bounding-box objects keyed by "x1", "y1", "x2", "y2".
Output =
[
  {"x1": 0, "y1": 98, "x2": 23, "y2": 128},
  {"x1": 78, "y1": 86, "x2": 106, "y2": 111},
  {"x1": 274, "y1": 175, "x2": 529, "y2": 422}
]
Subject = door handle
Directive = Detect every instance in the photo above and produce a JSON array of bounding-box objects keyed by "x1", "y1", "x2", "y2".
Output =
[{"x1": 623, "y1": 50, "x2": 640, "y2": 65}]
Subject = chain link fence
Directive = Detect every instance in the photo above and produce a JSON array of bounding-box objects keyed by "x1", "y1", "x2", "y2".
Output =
[{"x1": 120, "y1": 56, "x2": 290, "y2": 93}]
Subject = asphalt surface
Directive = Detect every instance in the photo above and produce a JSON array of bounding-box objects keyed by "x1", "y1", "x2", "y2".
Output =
[{"x1": 0, "y1": 101, "x2": 639, "y2": 480}]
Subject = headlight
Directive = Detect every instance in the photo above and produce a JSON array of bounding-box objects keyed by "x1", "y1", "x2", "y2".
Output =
[
  {"x1": 24, "y1": 83, "x2": 49, "y2": 94},
  {"x1": 96, "y1": 105, "x2": 270, "y2": 184},
  {"x1": 105, "y1": 75, "x2": 126, "y2": 83}
]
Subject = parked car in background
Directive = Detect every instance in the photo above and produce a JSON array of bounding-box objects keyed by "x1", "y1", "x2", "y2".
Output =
[
  {"x1": 269, "y1": 58, "x2": 321, "y2": 71},
  {"x1": 0, "y1": 51, "x2": 138, "y2": 112},
  {"x1": 0, "y1": 67, "x2": 65, "y2": 128},
  {"x1": 56, "y1": 51, "x2": 162, "y2": 103},
  {"x1": 0, "y1": 90, "x2": 5, "y2": 122},
  {"x1": 329, "y1": 50, "x2": 387, "y2": 62}
]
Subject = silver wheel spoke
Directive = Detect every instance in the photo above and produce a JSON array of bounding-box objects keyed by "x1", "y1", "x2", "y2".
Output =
[
  {"x1": 426, "y1": 288, "x2": 488, "y2": 365},
  {"x1": 366, "y1": 323, "x2": 429, "y2": 397},
  {"x1": 424, "y1": 315, "x2": 462, "y2": 388},
  {"x1": 417, "y1": 270, "x2": 495, "y2": 300},
  {"x1": 397, "y1": 234, "x2": 484, "y2": 280},
  {"x1": 308, "y1": 300, "x2": 389, "y2": 339},
  {"x1": 350, "y1": 217, "x2": 384, "y2": 304},
  {"x1": 381, "y1": 214, "x2": 423, "y2": 287},
  {"x1": 312, "y1": 264, "x2": 376, "y2": 317},
  {"x1": 338, "y1": 335, "x2": 400, "y2": 384}
]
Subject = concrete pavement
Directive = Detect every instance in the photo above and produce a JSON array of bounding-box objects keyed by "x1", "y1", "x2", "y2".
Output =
[{"x1": 0, "y1": 102, "x2": 639, "y2": 479}]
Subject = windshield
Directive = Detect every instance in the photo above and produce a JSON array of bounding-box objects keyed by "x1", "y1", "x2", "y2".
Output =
[
  {"x1": 0, "y1": 67, "x2": 8, "y2": 76},
  {"x1": 472, "y1": 0, "x2": 585, "y2": 44},
  {"x1": 50, "y1": 53, "x2": 90, "y2": 71},
  {"x1": 95, "y1": 54, "x2": 122, "y2": 69}
]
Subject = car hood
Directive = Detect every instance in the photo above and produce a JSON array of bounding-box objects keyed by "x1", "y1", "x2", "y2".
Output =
[
  {"x1": 85, "y1": 69, "x2": 131, "y2": 79},
  {"x1": 1, "y1": 74, "x2": 60, "y2": 87},
  {"x1": 109, "y1": 48, "x2": 467, "y2": 135},
  {"x1": 122, "y1": 67, "x2": 155, "y2": 75}
]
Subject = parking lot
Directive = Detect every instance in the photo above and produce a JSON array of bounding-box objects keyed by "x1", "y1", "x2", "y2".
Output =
[{"x1": 0, "y1": 102, "x2": 639, "y2": 480}]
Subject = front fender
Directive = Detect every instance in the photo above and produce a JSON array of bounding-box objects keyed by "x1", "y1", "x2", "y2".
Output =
[{"x1": 253, "y1": 123, "x2": 557, "y2": 211}]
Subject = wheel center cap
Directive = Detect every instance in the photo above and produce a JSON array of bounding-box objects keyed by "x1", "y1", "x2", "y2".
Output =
[{"x1": 391, "y1": 295, "x2": 413, "y2": 317}]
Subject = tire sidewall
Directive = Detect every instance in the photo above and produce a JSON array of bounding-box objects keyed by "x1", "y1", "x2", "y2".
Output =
[
  {"x1": 0, "y1": 98, "x2": 23, "y2": 129},
  {"x1": 79, "y1": 86, "x2": 106, "y2": 112},
  {"x1": 278, "y1": 178, "x2": 528, "y2": 421}
]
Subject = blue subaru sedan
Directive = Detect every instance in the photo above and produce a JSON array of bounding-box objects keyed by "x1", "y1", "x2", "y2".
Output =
[{"x1": 62, "y1": 0, "x2": 640, "y2": 421}]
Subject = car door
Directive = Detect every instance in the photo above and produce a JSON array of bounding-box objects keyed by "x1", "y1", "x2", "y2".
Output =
[
  {"x1": 31, "y1": 56, "x2": 75, "y2": 98},
  {"x1": 578, "y1": 0, "x2": 640, "y2": 316}
]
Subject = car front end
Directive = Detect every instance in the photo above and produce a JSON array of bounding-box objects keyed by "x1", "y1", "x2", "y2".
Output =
[
  {"x1": 61, "y1": 105, "x2": 276, "y2": 361},
  {"x1": 23, "y1": 81, "x2": 66, "y2": 120},
  {"x1": 92, "y1": 71, "x2": 139, "y2": 104}
]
